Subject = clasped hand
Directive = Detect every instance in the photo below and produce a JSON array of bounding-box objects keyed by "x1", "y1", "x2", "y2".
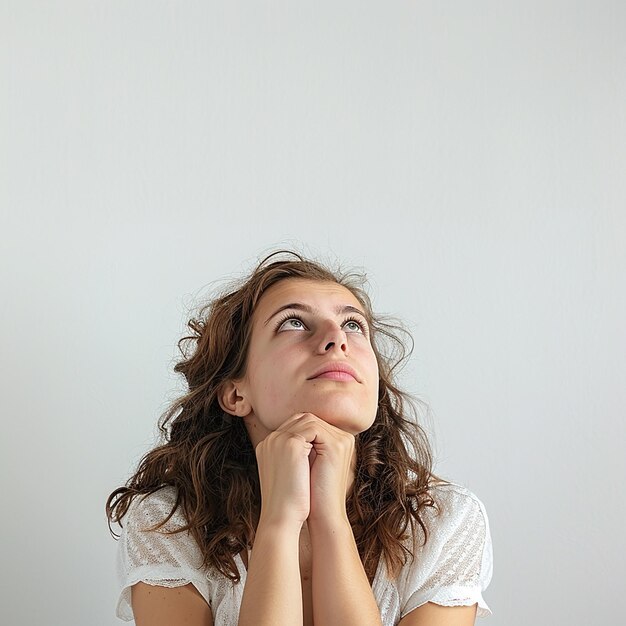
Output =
[{"x1": 254, "y1": 413, "x2": 355, "y2": 528}]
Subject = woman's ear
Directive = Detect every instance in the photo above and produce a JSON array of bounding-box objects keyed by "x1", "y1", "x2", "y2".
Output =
[{"x1": 218, "y1": 380, "x2": 252, "y2": 417}]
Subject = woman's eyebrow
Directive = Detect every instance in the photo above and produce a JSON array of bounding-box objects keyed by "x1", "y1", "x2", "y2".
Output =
[{"x1": 263, "y1": 303, "x2": 366, "y2": 326}]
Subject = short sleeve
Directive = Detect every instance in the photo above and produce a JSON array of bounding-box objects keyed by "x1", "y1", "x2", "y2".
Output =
[
  {"x1": 399, "y1": 484, "x2": 493, "y2": 619},
  {"x1": 115, "y1": 486, "x2": 211, "y2": 621}
]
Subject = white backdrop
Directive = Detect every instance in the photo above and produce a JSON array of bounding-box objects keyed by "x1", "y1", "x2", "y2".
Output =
[{"x1": 2, "y1": 2, "x2": 625, "y2": 625}]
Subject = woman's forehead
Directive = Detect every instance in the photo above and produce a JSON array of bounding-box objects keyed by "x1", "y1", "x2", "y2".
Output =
[{"x1": 254, "y1": 279, "x2": 361, "y2": 318}]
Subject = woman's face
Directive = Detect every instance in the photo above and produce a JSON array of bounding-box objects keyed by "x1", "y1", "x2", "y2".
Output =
[{"x1": 229, "y1": 278, "x2": 380, "y2": 448}]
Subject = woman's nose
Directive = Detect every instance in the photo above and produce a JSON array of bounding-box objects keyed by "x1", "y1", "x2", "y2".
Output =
[{"x1": 316, "y1": 322, "x2": 348, "y2": 354}]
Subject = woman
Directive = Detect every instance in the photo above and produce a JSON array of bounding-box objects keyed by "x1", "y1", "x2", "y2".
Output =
[{"x1": 106, "y1": 249, "x2": 493, "y2": 625}]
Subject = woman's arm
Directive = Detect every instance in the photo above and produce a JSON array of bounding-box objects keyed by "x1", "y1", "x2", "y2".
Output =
[
  {"x1": 132, "y1": 582, "x2": 214, "y2": 626},
  {"x1": 285, "y1": 414, "x2": 383, "y2": 625},
  {"x1": 397, "y1": 602, "x2": 477, "y2": 626},
  {"x1": 238, "y1": 519, "x2": 303, "y2": 625},
  {"x1": 309, "y1": 516, "x2": 383, "y2": 626},
  {"x1": 239, "y1": 415, "x2": 316, "y2": 625}
]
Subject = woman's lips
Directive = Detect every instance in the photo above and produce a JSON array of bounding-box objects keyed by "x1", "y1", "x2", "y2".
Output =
[{"x1": 312, "y1": 371, "x2": 356, "y2": 381}]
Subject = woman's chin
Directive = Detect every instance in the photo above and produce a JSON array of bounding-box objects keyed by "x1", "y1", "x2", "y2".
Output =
[{"x1": 306, "y1": 399, "x2": 376, "y2": 433}]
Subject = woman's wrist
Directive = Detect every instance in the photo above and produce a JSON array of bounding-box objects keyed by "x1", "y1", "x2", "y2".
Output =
[
  {"x1": 307, "y1": 511, "x2": 352, "y2": 538},
  {"x1": 256, "y1": 512, "x2": 304, "y2": 537}
]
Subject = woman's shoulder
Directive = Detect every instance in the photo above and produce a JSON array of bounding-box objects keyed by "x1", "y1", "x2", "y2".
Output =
[
  {"x1": 410, "y1": 479, "x2": 492, "y2": 551},
  {"x1": 117, "y1": 484, "x2": 207, "y2": 584},
  {"x1": 115, "y1": 485, "x2": 216, "y2": 621},
  {"x1": 387, "y1": 479, "x2": 494, "y2": 618},
  {"x1": 123, "y1": 485, "x2": 187, "y2": 532},
  {"x1": 427, "y1": 479, "x2": 490, "y2": 516}
]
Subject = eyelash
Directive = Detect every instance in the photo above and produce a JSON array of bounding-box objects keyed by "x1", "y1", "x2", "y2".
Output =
[{"x1": 273, "y1": 313, "x2": 368, "y2": 334}]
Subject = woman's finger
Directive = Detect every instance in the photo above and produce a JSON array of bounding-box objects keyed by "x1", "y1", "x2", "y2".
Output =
[
  {"x1": 274, "y1": 412, "x2": 309, "y2": 432},
  {"x1": 283, "y1": 413, "x2": 344, "y2": 443}
]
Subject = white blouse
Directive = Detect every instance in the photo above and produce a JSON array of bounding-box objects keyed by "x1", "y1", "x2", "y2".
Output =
[{"x1": 115, "y1": 481, "x2": 493, "y2": 624}]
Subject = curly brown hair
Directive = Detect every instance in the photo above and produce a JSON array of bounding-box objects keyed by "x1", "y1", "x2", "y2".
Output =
[{"x1": 106, "y1": 249, "x2": 449, "y2": 584}]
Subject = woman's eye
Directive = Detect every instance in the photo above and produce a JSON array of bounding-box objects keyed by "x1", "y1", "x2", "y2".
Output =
[
  {"x1": 344, "y1": 320, "x2": 363, "y2": 333},
  {"x1": 277, "y1": 317, "x2": 306, "y2": 331},
  {"x1": 276, "y1": 316, "x2": 366, "y2": 334}
]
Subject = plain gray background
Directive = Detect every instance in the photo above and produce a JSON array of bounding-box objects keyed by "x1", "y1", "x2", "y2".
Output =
[{"x1": 2, "y1": 2, "x2": 624, "y2": 625}]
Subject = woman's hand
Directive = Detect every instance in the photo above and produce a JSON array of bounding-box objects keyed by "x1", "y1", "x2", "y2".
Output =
[
  {"x1": 254, "y1": 413, "x2": 314, "y2": 528},
  {"x1": 276, "y1": 413, "x2": 356, "y2": 525},
  {"x1": 254, "y1": 412, "x2": 356, "y2": 527}
]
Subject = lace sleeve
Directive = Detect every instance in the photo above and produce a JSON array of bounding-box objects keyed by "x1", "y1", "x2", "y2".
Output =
[
  {"x1": 400, "y1": 484, "x2": 493, "y2": 619},
  {"x1": 114, "y1": 486, "x2": 211, "y2": 621}
]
